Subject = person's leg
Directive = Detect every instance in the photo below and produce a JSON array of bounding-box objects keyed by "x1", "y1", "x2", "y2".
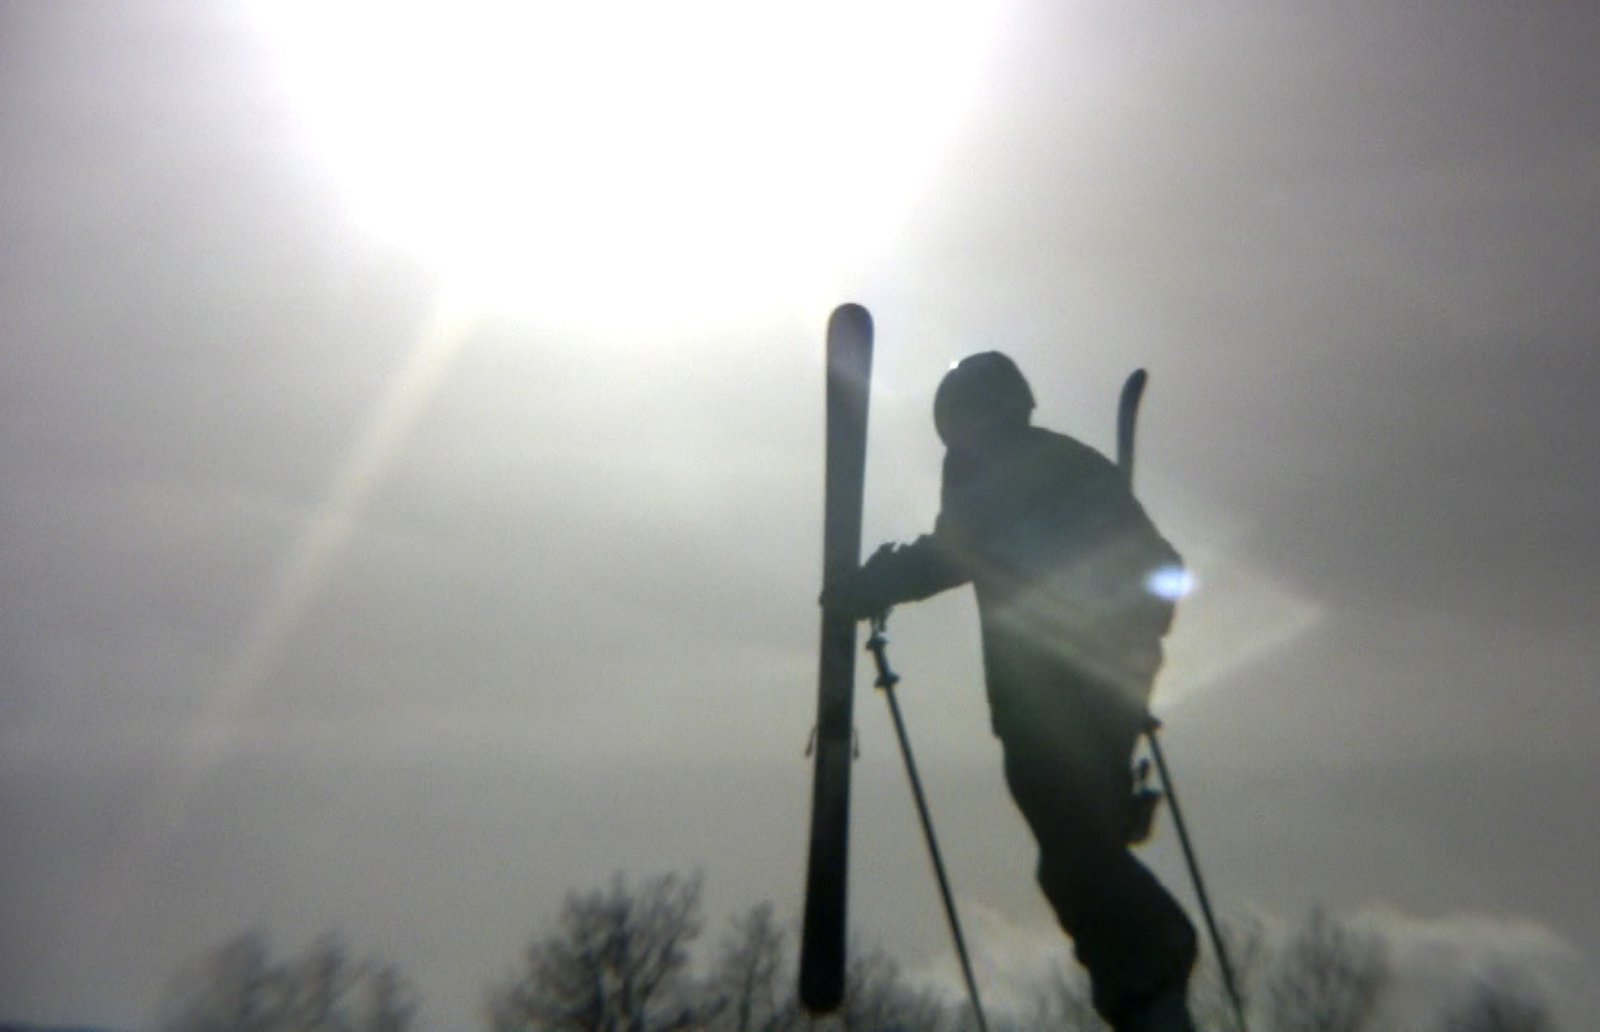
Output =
[{"x1": 999, "y1": 705, "x2": 1197, "y2": 1030}]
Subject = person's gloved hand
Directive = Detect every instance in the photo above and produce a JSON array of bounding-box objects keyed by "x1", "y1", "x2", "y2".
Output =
[{"x1": 819, "y1": 543, "x2": 901, "y2": 620}]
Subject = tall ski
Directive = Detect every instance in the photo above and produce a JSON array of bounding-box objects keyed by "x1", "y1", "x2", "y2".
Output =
[{"x1": 799, "y1": 303, "x2": 874, "y2": 1014}]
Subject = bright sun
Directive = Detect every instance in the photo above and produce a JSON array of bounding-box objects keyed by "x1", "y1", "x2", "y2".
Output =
[{"x1": 249, "y1": 0, "x2": 1014, "y2": 331}]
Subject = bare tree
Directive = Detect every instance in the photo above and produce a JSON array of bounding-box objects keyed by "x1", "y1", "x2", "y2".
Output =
[
  {"x1": 281, "y1": 935, "x2": 357, "y2": 1032},
  {"x1": 361, "y1": 965, "x2": 419, "y2": 1032},
  {"x1": 160, "y1": 931, "x2": 278, "y2": 1032},
  {"x1": 487, "y1": 871, "x2": 708, "y2": 1032},
  {"x1": 1190, "y1": 915, "x2": 1269, "y2": 1032},
  {"x1": 1437, "y1": 966, "x2": 1556, "y2": 1032},
  {"x1": 837, "y1": 944, "x2": 952, "y2": 1032},
  {"x1": 704, "y1": 902, "x2": 797, "y2": 1032},
  {"x1": 157, "y1": 931, "x2": 417, "y2": 1032},
  {"x1": 1022, "y1": 961, "x2": 1106, "y2": 1032},
  {"x1": 1261, "y1": 907, "x2": 1390, "y2": 1032},
  {"x1": 705, "y1": 908, "x2": 961, "y2": 1032}
]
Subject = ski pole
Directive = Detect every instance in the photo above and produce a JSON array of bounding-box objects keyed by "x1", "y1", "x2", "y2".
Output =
[
  {"x1": 1145, "y1": 720, "x2": 1249, "y2": 1032},
  {"x1": 866, "y1": 614, "x2": 990, "y2": 1032}
]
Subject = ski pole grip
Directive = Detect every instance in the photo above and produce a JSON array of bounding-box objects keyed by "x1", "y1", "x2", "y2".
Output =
[{"x1": 865, "y1": 615, "x2": 899, "y2": 690}]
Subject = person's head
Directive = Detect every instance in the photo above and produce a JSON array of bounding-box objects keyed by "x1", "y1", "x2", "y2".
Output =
[{"x1": 933, "y1": 351, "x2": 1035, "y2": 451}]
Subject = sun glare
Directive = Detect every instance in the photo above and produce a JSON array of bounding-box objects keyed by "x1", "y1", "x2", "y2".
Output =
[{"x1": 249, "y1": 0, "x2": 1015, "y2": 331}]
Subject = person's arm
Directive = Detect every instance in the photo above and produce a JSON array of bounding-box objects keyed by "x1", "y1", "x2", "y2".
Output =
[
  {"x1": 823, "y1": 529, "x2": 968, "y2": 620},
  {"x1": 821, "y1": 451, "x2": 978, "y2": 619}
]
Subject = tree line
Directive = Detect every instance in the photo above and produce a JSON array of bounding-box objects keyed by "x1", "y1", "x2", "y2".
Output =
[{"x1": 156, "y1": 871, "x2": 1559, "y2": 1032}]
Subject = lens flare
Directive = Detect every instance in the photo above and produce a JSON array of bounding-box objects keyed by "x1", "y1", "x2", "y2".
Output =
[{"x1": 1147, "y1": 565, "x2": 1195, "y2": 601}]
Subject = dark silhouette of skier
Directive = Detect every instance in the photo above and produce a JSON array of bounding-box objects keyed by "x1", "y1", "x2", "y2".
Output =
[{"x1": 825, "y1": 353, "x2": 1198, "y2": 1032}]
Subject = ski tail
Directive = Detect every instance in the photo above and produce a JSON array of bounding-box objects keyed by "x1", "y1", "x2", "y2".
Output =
[
  {"x1": 1117, "y1": 367, "x2": 1250, "y2": 1031},
  {"x1": 1117, "y1": 368, "x2": 1148, "y2": 482}
]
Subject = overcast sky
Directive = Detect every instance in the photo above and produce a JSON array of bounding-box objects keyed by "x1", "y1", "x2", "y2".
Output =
[{"x1": 3, "y1": 1, "x2": 1598, "y2": 1029}]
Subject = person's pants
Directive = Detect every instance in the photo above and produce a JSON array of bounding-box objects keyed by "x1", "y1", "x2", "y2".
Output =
[{"x1": 994, "y1": 681, "x2": 1197, "y2": 1028}]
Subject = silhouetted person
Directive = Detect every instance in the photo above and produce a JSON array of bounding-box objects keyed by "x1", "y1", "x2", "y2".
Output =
[{"x1": 826, "y1": 353, "x2": 1197, "y2": 1032}]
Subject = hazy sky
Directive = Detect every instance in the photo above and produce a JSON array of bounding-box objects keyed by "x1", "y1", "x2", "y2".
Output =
[{"x1": 3, "y1": 2, "x2": 1598, "y2": 1029}]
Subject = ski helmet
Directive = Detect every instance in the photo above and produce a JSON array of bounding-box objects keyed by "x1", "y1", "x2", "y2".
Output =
[{"x1": 933, "y1": 352, "x2": 1035, "y2": 447}]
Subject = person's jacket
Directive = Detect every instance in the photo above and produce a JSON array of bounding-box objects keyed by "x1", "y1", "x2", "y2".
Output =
[{"x1": 840, "y1": 425, "x2": 1182, "y2": 717}]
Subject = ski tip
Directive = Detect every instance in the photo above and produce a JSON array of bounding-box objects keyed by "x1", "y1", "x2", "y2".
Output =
[
  {"x1": 1122, "y1": 368, "x2": 1149, "y2": 397},
  {"x1": 829, "y1": 302, "x2": 872, "y2": 332}
]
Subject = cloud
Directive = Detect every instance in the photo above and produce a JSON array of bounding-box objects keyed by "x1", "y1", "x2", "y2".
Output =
[
  {"x1": 1344, "y1": 905, "x2": 1595, "y2": 1029},
  {"x1": 900, "y1": 898, "x2": 1597, "y2": 1028},
  {"x1": 1352, "y1": 905, "x2": 1576, "y2": 972}
]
